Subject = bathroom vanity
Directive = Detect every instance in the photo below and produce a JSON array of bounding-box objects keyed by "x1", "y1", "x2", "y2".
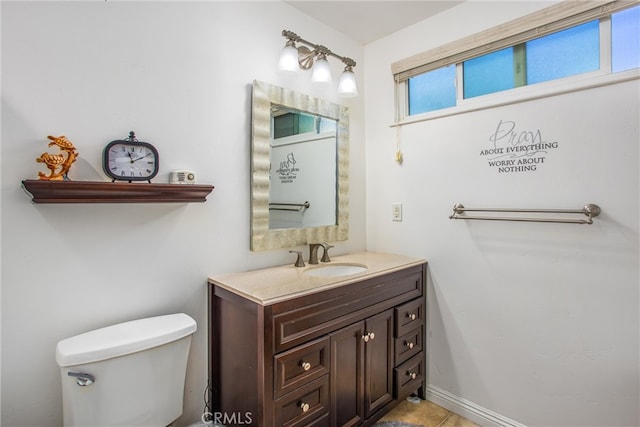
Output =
[{"x1": 208, "y1": 252, "x2": 426, "y2": 427}]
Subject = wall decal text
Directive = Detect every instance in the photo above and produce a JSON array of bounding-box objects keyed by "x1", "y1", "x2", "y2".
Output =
[{"x1": 479, "y1": 120, "x2": 559, "y2": 173}]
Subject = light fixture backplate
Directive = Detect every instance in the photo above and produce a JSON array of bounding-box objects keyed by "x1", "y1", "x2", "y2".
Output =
[{"x1": 297, "y1": 46, "x2": 315, "y2": 70}]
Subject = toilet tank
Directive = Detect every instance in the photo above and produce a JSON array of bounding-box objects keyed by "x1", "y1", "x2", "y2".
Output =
[{"x1": 56, "y1": 313, "x2": 197, "y2": 427}]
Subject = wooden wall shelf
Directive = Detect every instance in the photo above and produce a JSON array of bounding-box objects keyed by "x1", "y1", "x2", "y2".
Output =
[{"x1": 21, "y1": 180, "x2": 214, "y2": 203}]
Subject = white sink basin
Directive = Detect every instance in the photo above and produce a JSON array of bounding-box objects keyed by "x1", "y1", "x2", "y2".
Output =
[{"x1": 304, "y1": 263, "x2": 368, "y2": 277}]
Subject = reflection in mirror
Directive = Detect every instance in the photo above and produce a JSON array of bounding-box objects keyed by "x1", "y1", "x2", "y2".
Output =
[
  {"x1": 251, "y1": 80, "x2": 349, "y2": 251},
  {"x1": 270, "y1": 105, "x2": 337, "y2": 229}
]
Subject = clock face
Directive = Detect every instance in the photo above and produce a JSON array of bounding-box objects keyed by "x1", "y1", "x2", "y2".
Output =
[{"x1": 103, "y1": 141, "x2": 159, "y2": 181}]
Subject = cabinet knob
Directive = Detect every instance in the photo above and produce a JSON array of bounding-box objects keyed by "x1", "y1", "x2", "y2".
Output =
[
  {"x1": 300, "y1": 361, "x2": 311, "y2": 371},
  {"x1": 407, "y1": 371, "x2": 417, "y2": 380},
  {"x1": 362, "y1": 332, "x2": 375, "y2": 342},
  {"x1": 299, "y1": 402, "x2": 310, "y2": 413},
  {"x1": 404, "y1": 341, "x2": 414, "y2": 349},
  {"x1": 406, "y1": 312, "x2": 417, "y2": 321}
]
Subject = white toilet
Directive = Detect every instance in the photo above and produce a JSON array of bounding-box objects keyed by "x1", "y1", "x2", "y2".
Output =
[{"x1": 55, "y1": 313, "x2": 197, "y2": 427}]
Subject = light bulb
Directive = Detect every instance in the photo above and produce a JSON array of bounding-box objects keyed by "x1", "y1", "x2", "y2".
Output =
[
  {"x1": 278, "y1": 43, "x2": 299, "y2": 74},
  {"x1": 337, "y1": 68, "x2": 358, "y2": 97},
  {"x1": 311, "y1": 55, "x2": 332, "y2": 83}
]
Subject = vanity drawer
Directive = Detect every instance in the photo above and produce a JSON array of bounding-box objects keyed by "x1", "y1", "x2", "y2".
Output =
[
  {"x1": 274, "y1": 376, "x2": 329, "y2": 427},
  {"x1": 305, "y1": 413, "x2": 329, "y2": 426},
  {"x1": 394, "y1": 298, "x2": 424, "y2": 337},
  {"x1": 394, "y1": 353, "x2": 424, "y2": 399},
  {"x1": 273, "y1": 266, "x2": 423, "y2": 352},
  {"x1": 394, "y1": 326, "x2": 423, "y2": 365},
  {"x1": 274, "y1": 336, "x2": 330, "y2": 398}
]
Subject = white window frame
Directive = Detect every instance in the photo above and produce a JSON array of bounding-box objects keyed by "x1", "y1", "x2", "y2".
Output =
[{"x1": 393, "y1": 0, "x2": 640, "y2": 126}]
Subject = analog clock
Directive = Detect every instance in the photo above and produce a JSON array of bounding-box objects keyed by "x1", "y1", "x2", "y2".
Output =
[{"x1": 103, "y1": 132, "x2": 159, "y2": 182}]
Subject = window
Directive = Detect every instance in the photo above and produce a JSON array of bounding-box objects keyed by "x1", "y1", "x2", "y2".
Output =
[
  {"x1": 612, "y1": 5, "x2": 640, "y2": 72},
  {"x1": 463, "y1": 47, "x2": 515, "y2": 99},
  {"x1": 397, "y1": 2, "x2": 639, "y2": 118},
  {"x1": 408, "y1": 65, "x2": 456, "y2": 115},
  {"x1": 524, "y1": 20, "x2": 600, "y2": 85}
]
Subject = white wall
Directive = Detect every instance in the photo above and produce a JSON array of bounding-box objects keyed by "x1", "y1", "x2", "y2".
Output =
[
  {"x1": 365, "y1": 2, "x2": 639, "y2": 427},
  {"x1": 0, "y1": 2, "x2": 365, "y2": 426}
]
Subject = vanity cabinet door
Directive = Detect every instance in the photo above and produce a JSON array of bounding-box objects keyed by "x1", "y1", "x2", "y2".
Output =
[
  {"x1": 330, "y1": 321, "x2": 364, "y2": 427},
  {"x1": 364, "y1": 309, "x2": 393, "y2": 419},
  {"x1": 330, "y1": 309, "x2": 394, "y2": 426}
]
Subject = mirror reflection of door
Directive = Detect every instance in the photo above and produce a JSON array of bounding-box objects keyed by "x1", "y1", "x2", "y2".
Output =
[{"x1": 269, "y1": 105, "x2": 337, "y2": 230}]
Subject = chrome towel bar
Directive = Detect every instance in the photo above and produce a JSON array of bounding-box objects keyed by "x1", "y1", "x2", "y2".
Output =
[
  {"x1": 449, "y1": 203, "x2": 601, "y2": 224},
  {"x1": 269, "y1": 201, "x2": 310, "y2": 212}
]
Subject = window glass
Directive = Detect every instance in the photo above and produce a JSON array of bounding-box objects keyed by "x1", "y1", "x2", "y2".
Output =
[
  {"x1": 463, "y1": 47, "x2": 514, "y2": 98},
  {"x1": 408, "y1": 64, "x2": 456, "y2": 115},
  {"x1": 404, "y1": 7, "x2": 638, "y2": 117},
  {"x1": 612, "y1": 5, "x2": 640, "y2": 73},
  {"x1": 273, "y1": 112, "x2": 315, "y2": 139},
  {"x1": 526, "y1": 20, "x2": 599, "y2": 84}
]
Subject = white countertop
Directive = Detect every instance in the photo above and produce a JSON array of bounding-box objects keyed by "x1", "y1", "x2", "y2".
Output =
[{"x1": 208, "y1": 251, "x2": 426, "y2": 305}]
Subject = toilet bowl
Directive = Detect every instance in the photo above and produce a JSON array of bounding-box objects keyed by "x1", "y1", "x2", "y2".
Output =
[{"x1": 56, "y1": 313, "x2": 197, "y2": 427}]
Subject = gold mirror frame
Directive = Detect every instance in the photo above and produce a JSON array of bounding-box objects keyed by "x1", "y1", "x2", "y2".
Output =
[{"x1": 251, "y1": 80, "x2": 349, "y2": 251}]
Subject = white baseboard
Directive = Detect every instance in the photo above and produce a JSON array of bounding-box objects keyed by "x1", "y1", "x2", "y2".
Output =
[{"x1": 425, "y1": 385, "x2": 528, "y2": 427}]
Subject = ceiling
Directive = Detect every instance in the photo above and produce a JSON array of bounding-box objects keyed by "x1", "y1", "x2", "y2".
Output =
[{"x1": 284, "y1": 1, "x2": 464, "y2": 45}]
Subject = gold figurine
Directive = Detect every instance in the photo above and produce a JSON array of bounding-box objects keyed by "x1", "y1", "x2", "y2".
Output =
[{"x1": 36, "y1": 135, "x2": 78, "y2": 180}]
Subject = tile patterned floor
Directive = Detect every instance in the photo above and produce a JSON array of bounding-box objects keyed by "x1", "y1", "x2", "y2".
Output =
[{"x1": 378, "y1": 399, "x2": 480, "y2": 427}]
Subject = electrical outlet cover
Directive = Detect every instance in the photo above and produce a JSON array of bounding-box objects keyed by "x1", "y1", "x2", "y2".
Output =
[{"x1": 392, "y1": 203, "x2": 403, "y2": 221}]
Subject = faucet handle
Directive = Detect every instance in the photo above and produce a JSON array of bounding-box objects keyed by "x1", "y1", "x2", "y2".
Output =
[
  {"x1": 289, "y1": 250, "x2": 305, "y2": 267},
  {"x1": 320, "y1": 243, "x2": 334, "y2": 262}
]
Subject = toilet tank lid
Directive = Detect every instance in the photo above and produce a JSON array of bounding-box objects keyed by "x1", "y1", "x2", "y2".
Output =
[{"x1": 56, "y1": 313, "x2": 197, "y2": 367}]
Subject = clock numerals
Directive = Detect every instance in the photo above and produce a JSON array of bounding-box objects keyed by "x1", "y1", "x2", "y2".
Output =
[{"x1": 103, "y1": 138, "x2": 159, "y2": 182}]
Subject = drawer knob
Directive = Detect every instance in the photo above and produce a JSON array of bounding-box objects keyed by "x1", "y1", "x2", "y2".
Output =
[
  {"x1": 406, "y1": 312, "x2": 417, "y2": 321},
  {"x1": 407, "y1": 371, "x2": 417, "y2": 380},
  {"x1": 300, "y1": 361, "x2": 311, "y2": 371},
  {"x1": 404, "y1": 341, "x2": 414, "y2": 349},
  {"x1": 299, "y1": 402, "x2": 310, "y2": 413},
  {"x1": 369, "y1": 332, "x2": 375, "y2": 340}
]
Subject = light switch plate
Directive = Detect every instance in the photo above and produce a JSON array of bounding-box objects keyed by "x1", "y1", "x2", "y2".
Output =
[{"x1": 392, "y1": 203, "x2": 403, "y2": 222}]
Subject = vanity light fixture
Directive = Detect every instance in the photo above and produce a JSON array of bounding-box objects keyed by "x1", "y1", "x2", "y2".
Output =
[{"x1": 278, "y1": 30, "x2": 358, "y2": 97}]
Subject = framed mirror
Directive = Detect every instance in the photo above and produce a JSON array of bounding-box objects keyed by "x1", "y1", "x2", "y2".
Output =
[{"x1": 251, "y1": 80, "x2": 349, "y2": 251}]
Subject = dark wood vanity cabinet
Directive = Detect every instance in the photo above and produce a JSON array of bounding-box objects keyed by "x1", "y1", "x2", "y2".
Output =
[{"x1": 208, "y1": 262, "x2": 426, "y2": 427}]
